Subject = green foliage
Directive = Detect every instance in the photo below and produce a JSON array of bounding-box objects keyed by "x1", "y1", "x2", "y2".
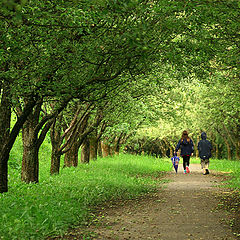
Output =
[{"x1": 1, "y1": 153, "x2": 171, "y2": 239}]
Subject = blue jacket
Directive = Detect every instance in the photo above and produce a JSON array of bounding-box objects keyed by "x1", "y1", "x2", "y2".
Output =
[{"x1": 175, "y1": 139, "x2": 194, "y2": 156}]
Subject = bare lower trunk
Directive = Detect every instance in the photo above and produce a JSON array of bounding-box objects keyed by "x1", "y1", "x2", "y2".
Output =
[
  {"x1": 0, "y1": 154, "x2": 9, "y2": 193},
  {"x1": 235, "y1": 140, "x2": 240, "y2": 160},
  {"x1": 223, "y1": 138, "x2": 231, "y2": 160},
  {"x1": 195, "y1": 135, "x2": 199, "y2": 158},
  {"x1": 21, "y1": 130, "x2": 40, "y2": 183},
  {"x1": 50, "y1": 149, "x2": 61, "y2": 175},
  {"x1": 0, "y1": 82, "x2": 11, "y2": 193},
  {"x1": 89, "y1": 136, "x2": 98, "y2": 161},
  {"x1": 114, "y1": 135, "x2": 122, "y2": 155},
  {"x1": 101, "y1": 140, "x2": 110, "y2": 157},
  {"x1": 50, "y1": 115, "x2": 63, "y2": 174},
  {"x1": 21, "y1": 144, "x2": 39, "y2": 183},
  {"x1": 64, "y1": 142, "x2": 79, "y2": 167},
  {"x1": 97, "y1": 141, "x2": 103, "y2": 157},
  {"x1": 227, "y1": 143, "x2": 231, "y2": 160},
  {"x1": 1, "y1": 99, "x2": 36, "y2": 190},
  {"x1": 21, "y1": 101, "x2": 41, "y2": 183},
  {"x1": 81, "y1": 138, "x2": 90, "y2": 163}
]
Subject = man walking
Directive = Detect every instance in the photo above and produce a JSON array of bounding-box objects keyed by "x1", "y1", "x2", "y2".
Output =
[{"x1": 198, "y1": 132, "x2": 212, "y2": 175}]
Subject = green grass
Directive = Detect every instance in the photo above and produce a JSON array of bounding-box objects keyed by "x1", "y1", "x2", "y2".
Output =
[
  {"x1": 1, "y1": 148, "x2": 171, "y2": 240},
  {"x1": 210, "y1": 158, "x2": 240, "y2": 189}
]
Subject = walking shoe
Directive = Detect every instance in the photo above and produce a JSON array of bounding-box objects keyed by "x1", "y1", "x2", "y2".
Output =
[
  {"x1": 206, "y1": 169, "x2": 210, "y2": 174},
  {"x1": 186, "y1": 166, "x2": 190, "y2": 173},
  {"x1": 184, "y1": 170, "x2": 187, "y2": 174}
]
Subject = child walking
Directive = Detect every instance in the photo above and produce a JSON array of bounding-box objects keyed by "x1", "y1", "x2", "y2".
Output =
[
  {"x1": 175, "y1": 130, "x2": 194, "y2": 174},
  {"x1": 198, "y1": 132, "x2": 212, "y2": 175}
]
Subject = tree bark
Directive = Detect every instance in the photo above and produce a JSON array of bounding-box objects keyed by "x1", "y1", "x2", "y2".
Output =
[
  {"x1": 21, "y1": 100, "x2": 42, "y2": 183},
  {"x1": 236, "y1": 140, "x2": 240, "y2": 160},
  {"x1": 50, "y1": 116, "x2": 63, "y2": 174},
  {"x1": 213, "y1": 142, "x2": 219, "y2": 159},
  {"x1": 81, "y1": 138, "x2": 90, "y2": 163},
  {"x1": 89, "y1": 132, "x2": 98, "y2": 161},
  {"x1": 50, "y1": 149, "x2": 61, "y2": 175},
  {"x1": 64, "y1": 142, "x2": 80, "y2": 167},
  {"x1": 113, "y1": 134, "x2": 124, "y2": 155},
  {"x1": 195, "y1": 135, "x2": 200, "y2": 158},
  {"x1": 101, "y1": 140, "x2": 110, "y2": 157},
  {"x1": 0, "y1": 81, "x2": 11, "y2": 192},
  {"x1": 97, "y1": 141, "x2": 103, "y2": 157},
  {"x1": 223, "y1": 138, "x2": 231, "y2": 160}
]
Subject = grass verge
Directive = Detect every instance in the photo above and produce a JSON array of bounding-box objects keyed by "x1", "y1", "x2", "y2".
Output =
[
  {"x1": 210, "y1": 159, "x2": 240, "y2": 238},
  {"x1": 0, "y1": 154, "x2": 171, "y2": 240},
  {"x1": 210, "y1": 158, "x2": 240, "y2": 189}
]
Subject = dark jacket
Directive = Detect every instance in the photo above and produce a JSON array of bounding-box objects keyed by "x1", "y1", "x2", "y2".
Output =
[
  {"x1": 175, "y1": 138, "x2": 194, "y2": 156},
  {"x1": 198, "y1": 132, "x2": 212, "y2": 159}
]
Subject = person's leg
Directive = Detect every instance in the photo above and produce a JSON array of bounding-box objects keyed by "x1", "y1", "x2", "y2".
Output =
[
  {"x1": 201, "y1": 159, "x2": 206, "y2": 174},
  {"x1": 186, "y1": 155, "x2": 190, "y2": 173},
  {"x1": 182, "y1": 156, "x2": 187, "y2": 174},
  {"x1": 205, "y1": 159, "x2": 210, "y2": 174}
]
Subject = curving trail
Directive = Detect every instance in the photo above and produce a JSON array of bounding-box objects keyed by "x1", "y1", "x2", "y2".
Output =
[{"x1": 57, "y1": 164, "x2": 237, "y2": 240}]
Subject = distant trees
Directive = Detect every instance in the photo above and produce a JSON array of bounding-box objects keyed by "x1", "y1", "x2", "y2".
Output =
[{"x1": 131, "y1": 75, "x2": 239, "y2": 160}]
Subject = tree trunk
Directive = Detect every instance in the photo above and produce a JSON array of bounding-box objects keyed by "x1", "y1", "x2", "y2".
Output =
[
  {"x1": 50, "y1": 116, "x2": 63, "y2": 174},
  {"x1": 0, "y1": 97, "x2": 36, "y2": 191},
  {"x1": 50, "y1": 149, "x2": 61, "y2": 175},
  {"x1": 114, "y1": 140, "x2": 120, "y2": 155},
  {"x1": 114, "y1": 134, "x2": 123, "y2": 155},
  {"x1": 235, "y1": 140, "x2": 240, "y2": 160},
  {"x1": 21, "y1": 143, "x2": 39, "y2": 183},
  {"x1": 101, "y1": 140, "x2": 110, "y2": 157},
  {"x1": 81, "y1": 138, "x2": 90, "y2": 163},
  {"x1": 89, "y1": 134, "x2": 98, "y2": 161},
  {"x1": 21, "y1": 101, "x2": 42, "y2": 183},
  {"x1": 21, "y1": 131, "x2": 39, "y2": 183},
  {"x1": 64, "y1": 142, "x2": 80, "y2": 167},
  {"x1": 97, "y1": 141, "x2": 103, "y2": 157},
  {"x1": 195, "y1": 135, "x2": 199, "y2": 158},
  {"x1": 0, "y1": 81, "x2": 11, "y2": 192},
  {"x1": 223, "y1": 138, "x2": 231, "y2": 160},
  {"x1": 227, "y1": 142, "x2": 231, "y2": 160},
  {"x1": 0, "y1": 153, "x2": 9, "y2": 193},
  {"x1": 215, "y1": 143, "x2": 219, "y2": 159}
]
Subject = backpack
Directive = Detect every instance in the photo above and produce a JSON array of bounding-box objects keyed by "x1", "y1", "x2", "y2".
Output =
[{"x1": 198, "y1": 140, "x2": 211, "y2": 159}]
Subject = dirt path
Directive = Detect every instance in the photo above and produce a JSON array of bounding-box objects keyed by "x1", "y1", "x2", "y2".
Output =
[{"x1": 58, "y1": 164, "x2": 237, "y2": 240}]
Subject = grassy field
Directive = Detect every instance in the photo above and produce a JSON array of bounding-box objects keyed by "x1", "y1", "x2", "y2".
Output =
[
  {"x1": 1, "y1": 138, "x2": 172, "y2": 240},
  {"x1": 210, "y1": 158, "x2": 240, "y2": 189}
]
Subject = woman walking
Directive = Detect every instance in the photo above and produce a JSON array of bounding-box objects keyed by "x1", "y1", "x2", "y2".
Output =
[{"x1": 175, "y1": 130, "x2": 194, "y2": 174}]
